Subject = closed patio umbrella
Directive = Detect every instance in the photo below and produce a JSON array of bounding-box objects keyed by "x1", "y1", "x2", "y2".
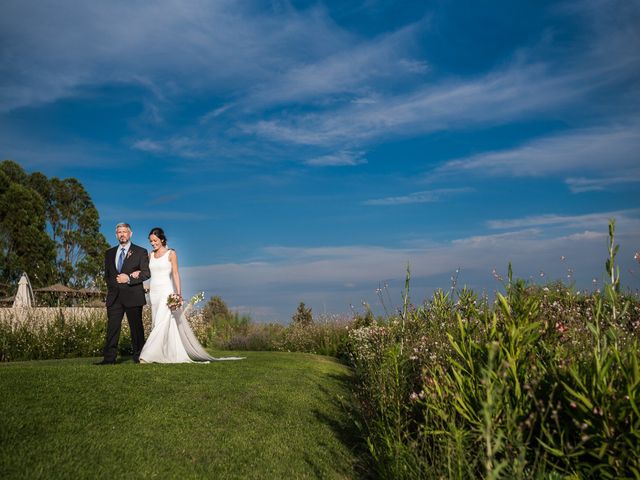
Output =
[{"x1": 12, "y1": 273, "x2": 34, "y2": 308}]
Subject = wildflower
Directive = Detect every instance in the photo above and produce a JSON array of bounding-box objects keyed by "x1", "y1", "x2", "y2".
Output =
[
  {"x1": 492, "y1": 268, "x2": 503, "y2": 281},
  {"x1": 409, "y1": 392, "x2": 419, "y2": 402}
]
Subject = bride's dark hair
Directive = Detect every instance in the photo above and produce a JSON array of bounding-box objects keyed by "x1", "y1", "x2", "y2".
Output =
[{"x1": 149, "y1": 227, "x2": 167, "y2": 246}]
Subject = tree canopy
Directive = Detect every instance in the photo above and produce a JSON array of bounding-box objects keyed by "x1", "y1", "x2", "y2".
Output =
[{"x1": 0, "y1": 160, "x2": 109, "y2": 293}]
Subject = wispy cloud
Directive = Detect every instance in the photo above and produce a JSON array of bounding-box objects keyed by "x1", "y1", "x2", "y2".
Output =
[
  {"x1": 182, "y1": 214, "x2": 640, "y2": 320},
  {"x1": 364, "y1": 187, "x2": 472, "y2": 206},
  {"x1": 486, "y1": 209, "x2": 640, "y2": 230},
  {"x1": 242, "y1": 22, "x2": 427, "y2": 108},
  {"x1": 434, "y1": 124, "x2": 640, "y2": 179},
  {"x1": 305, "y1": 150, "x2": 367, "y2": 167},
  {"x1": 0, "y1": 1, "x2": 355, "y2": 111},
  {"x1": 565, "y1": 174, "x2": 640, "y2": 193},
  {"x1": 132, "y1": 139, "x2": 164, "y2": 153},
  {"x1": 247, "y1": 63, "x2": 584, "y2": 146}
]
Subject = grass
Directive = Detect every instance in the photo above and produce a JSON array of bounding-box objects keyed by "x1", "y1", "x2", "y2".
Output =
[{"x1": 0, "y1": 352, "x2": 362, "y2": 479}]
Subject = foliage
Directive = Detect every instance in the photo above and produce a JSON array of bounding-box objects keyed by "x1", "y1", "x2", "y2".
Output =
[
  {"x1": 345, "y1": 220, "x2": 640, "y2": 479},
  {"x1": 292, "y1": 301, "x2": 313, "y2": 326},
  {"x1": 202, "y1": 294, "x2": 232, "y2": 322},
  {"x1": 0, "y1": 307, "x2": 207, "y2": 361},
  {"x1": 278, "y1": 314, "x2": 351, "y2": 357},
  {"x1": 0, "y1": 178, "x2": 57, "y2": 289},
  {"x1": 0, "y1": 160, "x2": 109, "y2": 293},
  {"x1": 49, "y1": 177, "x2": 110, "y2": 288}
]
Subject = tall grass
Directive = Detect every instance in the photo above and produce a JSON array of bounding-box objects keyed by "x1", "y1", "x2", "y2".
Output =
[
  {"x1": 0, "y1": 307, "x2": 210, "y2": 361},
  {"x1": 346, "y1": 220, "x2": 640, "y2": 478},
  {"x1": 0, "y1": 306, "x2": 353, "y2": 361}
]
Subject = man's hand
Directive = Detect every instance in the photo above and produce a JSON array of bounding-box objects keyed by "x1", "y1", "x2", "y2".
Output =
[{"x1": 116, "y1": 273, "x2": 130, "y2": 284}]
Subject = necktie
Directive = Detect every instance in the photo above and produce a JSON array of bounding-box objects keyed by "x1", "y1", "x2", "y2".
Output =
[{"x1": 117, "y1": 248, "x2": 126, "y2": 273}]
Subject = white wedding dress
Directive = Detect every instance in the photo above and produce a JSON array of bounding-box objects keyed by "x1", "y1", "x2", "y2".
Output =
[{"x1": 139, "y1": 250, "x2": 243, "y2": 363}]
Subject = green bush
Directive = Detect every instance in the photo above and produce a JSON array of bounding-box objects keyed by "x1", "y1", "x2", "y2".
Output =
[{"x1": 346, "y1": 220, "x2": 640, "y2": 478}]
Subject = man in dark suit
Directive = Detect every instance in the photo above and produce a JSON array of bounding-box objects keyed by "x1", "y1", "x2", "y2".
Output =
[{"x1": 96, "y1": 222, "x2": 150, "y2": 364}]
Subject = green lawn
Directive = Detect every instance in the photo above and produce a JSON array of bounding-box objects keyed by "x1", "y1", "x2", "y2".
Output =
[{"x1": 0, "y1": 352, "x2": 363, "y2": 479}]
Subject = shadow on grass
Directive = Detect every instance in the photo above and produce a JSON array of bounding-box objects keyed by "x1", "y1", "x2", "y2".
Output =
[{"x1": 311, "y1": 372, "x2": 375, "y2": 479}]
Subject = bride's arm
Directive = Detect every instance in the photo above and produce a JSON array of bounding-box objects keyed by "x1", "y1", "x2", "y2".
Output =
[{"x1": 169, "y1": 250, "x2": 182, "y2": 299}]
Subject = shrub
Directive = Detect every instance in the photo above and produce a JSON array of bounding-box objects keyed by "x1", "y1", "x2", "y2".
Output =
[
  {"x1": 292, "y1": 302, "x2": 313, "y2": 326},
  {"x1": 345, "y1": 220, "x2": 640, "y2": 478}
]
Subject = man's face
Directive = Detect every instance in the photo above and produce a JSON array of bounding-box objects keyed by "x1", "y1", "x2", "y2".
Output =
[{"x1": 116, "y1": 226, "x2": 132, "y2": 245}]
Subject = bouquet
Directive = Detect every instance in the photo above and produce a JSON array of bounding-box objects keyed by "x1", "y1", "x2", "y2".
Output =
[
  {"x1": 166, "y1": 292, "x2": 205, "y2": 312},
  {"x1": 166, "y1": 293, "x2": 183, "y2": 311}
]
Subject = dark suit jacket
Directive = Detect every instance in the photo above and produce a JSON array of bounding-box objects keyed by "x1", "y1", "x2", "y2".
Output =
[{"x1": 104, "y1": 243, "x2": 150, "y2": 308}]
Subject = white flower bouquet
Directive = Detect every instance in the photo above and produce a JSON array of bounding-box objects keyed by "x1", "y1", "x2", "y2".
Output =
[{"x1": 166, "y1": 293, "x2": 183, "y2": 311}]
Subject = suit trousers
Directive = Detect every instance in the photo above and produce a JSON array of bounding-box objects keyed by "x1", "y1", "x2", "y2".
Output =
[{"x1": 104, "y1": 301, "x2": 145, "y2": 362}]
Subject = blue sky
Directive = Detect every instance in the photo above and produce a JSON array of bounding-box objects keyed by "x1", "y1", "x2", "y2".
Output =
[{"x1": 1, "y1": 0, "x2": 639, "y2": 321}]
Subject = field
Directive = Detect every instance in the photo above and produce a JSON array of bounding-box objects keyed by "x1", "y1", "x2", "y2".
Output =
[{"x1": 0, "y1": 352, "x2": 362, "y2": 479}]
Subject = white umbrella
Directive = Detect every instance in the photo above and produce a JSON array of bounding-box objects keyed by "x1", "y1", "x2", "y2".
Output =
[{"x1": 12, "y1": 273, "x2": 34, "y2": 308}]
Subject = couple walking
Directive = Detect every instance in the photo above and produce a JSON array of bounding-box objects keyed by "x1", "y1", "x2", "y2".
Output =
[{"x1": 96, "y1": 223, "x2": 241, "y2": 364}]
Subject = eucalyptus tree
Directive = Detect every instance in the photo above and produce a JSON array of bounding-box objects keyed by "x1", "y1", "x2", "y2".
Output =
[
  {"x1": 0, "y1": 160, "x2": 109, "y2": 290},
  {"x1": 0, "y1": 180, "x2": 56, "y2": 288}
]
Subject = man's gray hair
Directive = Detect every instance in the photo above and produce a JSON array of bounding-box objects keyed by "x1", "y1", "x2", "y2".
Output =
[{"x1": 115, "y1": 222, "x2": 132, "y2": 231}]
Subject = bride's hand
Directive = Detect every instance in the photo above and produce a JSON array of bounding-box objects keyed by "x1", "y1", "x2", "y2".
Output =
[{"x1": 130, "y1": 270, "x2": 141, "y2": 279}]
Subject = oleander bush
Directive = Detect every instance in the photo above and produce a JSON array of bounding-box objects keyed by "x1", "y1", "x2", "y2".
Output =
[{"x1": 345, "y1": 221, "x2": 640, "y2": 478}]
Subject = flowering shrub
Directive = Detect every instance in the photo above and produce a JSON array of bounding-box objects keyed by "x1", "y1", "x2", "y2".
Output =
[
  {"x1": 0, "y1": 306, "x2": 212, "y2": 361},
  {"x1": 345, "y1": 222, "x2": 640, "y2": 478},
  {"x1": 276, "y1": 314, "x2": 351, "y2": 357}
]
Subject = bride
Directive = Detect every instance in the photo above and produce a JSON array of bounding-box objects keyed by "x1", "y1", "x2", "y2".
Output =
[{"x1": 135, "y1": 227, "x2": 243, "y2": 363}]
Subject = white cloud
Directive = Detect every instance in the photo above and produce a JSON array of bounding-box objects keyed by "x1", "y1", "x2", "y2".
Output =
[
  {"x1": 246, "y1": 63, "x2": 582, "y2": 146},
  {"x1": 364, "y1": 188, "x2": 472, "y2": 206},
  {"x1": 565, "y1": 174, "x2": 640, "y2": 193},
  {"x1": 181, "y1": 215, "x2": 640, "y2": 321},
  {"x1": 435, "y1": 124, "x2": 640, "y2": 179},
  {"x1": 305, "y1": 151, "x2": 367, "y2": 167},
  {"x1": 0, "y1": 1, "x2": 357, "y2": 111},
  {"x1": 132, "y1": 139, "x2": 164, "y2": 153},
  {"x1": 242, "y1": 22, "x2": 426, "y2": 108},
  {"x1": 486, "y1": 209, "x2": 640, "y2": 230}
]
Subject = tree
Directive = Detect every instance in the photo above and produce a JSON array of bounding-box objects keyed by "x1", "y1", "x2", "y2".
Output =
[
  {"x1": 203, "y1": 295, "x2": 232, "y2": 323},
  {"x1": 292, "y1": 302, "x2": 313, "y2": 326},
  {"x1": 0, "y1": 160, "x2": 28, "y2": 185},
  {"x1": 45, "y1": 177, "x2": 109, "y2": 288},
  {"x1": 0, "y1": 182, "x2": 56, "y2": 288},
  {"x1": 0, "y1": 160, "x2": 109, "y2": 290}
]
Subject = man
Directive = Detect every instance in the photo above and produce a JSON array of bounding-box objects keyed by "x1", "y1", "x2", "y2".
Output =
[{"x1": 96, "y1": 223, "x2": 150, "y2": 364}]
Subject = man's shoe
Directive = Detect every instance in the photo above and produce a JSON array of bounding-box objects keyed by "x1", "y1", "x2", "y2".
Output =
[{"x1": 94, "y1": 360, "x2": 116, "y2": 365}]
